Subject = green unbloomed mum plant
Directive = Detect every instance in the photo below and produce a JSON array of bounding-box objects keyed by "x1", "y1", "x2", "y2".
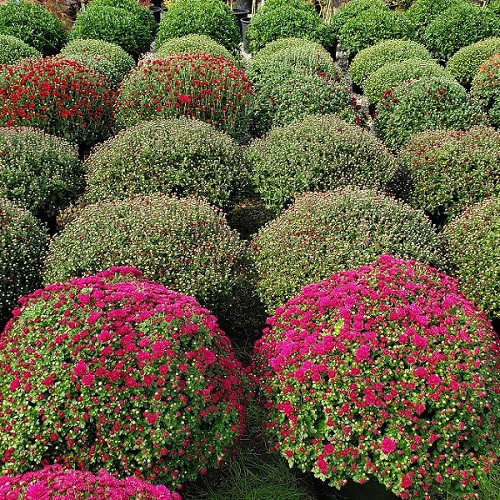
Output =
[
  {"x1": 348, "y1": 39, "x2": 433, "y2": 88},
  {"x1": 246, "y1": 114, "x2": 399, "y2": 214},
  {"x1": 398, "y1": 127, "x2": 500, "y2": 226},
  {"x1": 0, "y1": 465, "x2": 181, "y2": 499},
  {"x1": 84, "y1": 118, "x2": 247, "y2": 209},
  {"x1": 115, "y1": 54, "x2": 253, "y2": 140},
  {"x1": 0, "y1": 1, "x2": 67, "y2": 56},
  {"x1": 0, "y1": 127, "x2": 83, "y2": 220},
  {"x1": 252, "y1": 254, "x2": 499, "y2": 499},
  {"x1": 0, "y1": 198, "x2": 47, "y2": 324},
  {"x1": 0, "y1": 35, "x2": 40, "y2": 65},
  {"x1": 0, "y1": 267, "x2": 248, "y2": 487},
  {"x1": 156, "y1": 0, "x2": 240, "y2": 54},
  {"x1": 373, "y1": 76, "x2": 483, "y2": 151},
  {"x1": 0, "y1": 57, "x2": 115, "y2": 147},
  {"x1": 472, "y1": 54, "x2": 500, "y2": 129},
  {"x1": 251, "y1": 188, "x2": 443, "y2": 313}
]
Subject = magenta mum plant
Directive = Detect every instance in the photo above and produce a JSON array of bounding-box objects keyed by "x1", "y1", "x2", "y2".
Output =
[{"x1": 252, "y1": 255, "x2": 499, "y2": 499}]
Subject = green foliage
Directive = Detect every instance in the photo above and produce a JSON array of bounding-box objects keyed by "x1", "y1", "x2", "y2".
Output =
[
  {"x1": 348, "y1": 39, "x2": 432, "y2": 87},
  {"x1": 488, "y1": 0, "x2": 500, "y2": 15},
  {"x1": 331, "y1": 0, "x2": 387, "y2": 40},
  {"x1": 252, "y1": 37, "x2": 328, "y2": 61},
  {"x1": 251, "y1": 187, "x2": 443, "y2": 312},
  {"x1": 0, "y1": 1, "x2": 67, "y2": 56},
  {"x1": 246, "y1": 114, "x2": 398, "y2": 214},
  {"x1": 156, "y1": 0, "x2": 241, "y2": 54},
  {"x1": 258, "y1": 0, "x2": 317, "y2": 13},
  {"x1": 0, "y1": 35, "x2": 40, "y2": 65},
  {"x1": 472, "y1": 54, "x2": 500, "y2": 129},
  {"x1": 374, "y1": 76, "x2": 483, "y2": 150},
  {"x1": 398, "y1": 127, "x2": 500, "y2": 225}
]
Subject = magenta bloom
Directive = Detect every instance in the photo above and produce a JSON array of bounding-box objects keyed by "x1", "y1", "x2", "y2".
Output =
[{"x1": 381, "y1": 437, "x2": 396, "y2": 454}]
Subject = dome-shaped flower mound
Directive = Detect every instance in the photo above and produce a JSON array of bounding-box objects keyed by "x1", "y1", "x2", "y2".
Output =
[
  {"x1": 252, "y1": 255, "x2": 499, "y2": 499},
  {"x1": 115, "y1": 54, "x2": 252, "y2": 140},
  {"x1": 0, "y1": 34, "x2": 40, "y2": 65},
  {"x1": 0, "y1": 465, "x2": 181, "y2": 499},
  {"x1": 0, "y1": 57, "x2": 115, "y2": 146},
  {"x1": 472, "y1": 53, "x2": 500, "y2": 129},
  {"x1": 246, "y1": 115, "x2": 398, "y2": 214},
  {"x1": 251, "y1": 188, "x2": 443, "y2": 312},
  {"x1": 0, "y1": 198, "x2": 47, "y2": 323},
  {"x1": 0, "y1": 267, "x2": 247, "y2": 486},
  {"x1": 84, "y1": 118, "x2": 247, "y2": 209}
]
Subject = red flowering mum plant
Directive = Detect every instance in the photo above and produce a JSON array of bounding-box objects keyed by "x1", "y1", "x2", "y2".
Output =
[
  {"x1": 0, "y1": 464, "x2": 180, "y2": 499},
  {"x1": 0, "y1": 267, "x2": 247, "y2": 489},
  {"x1": 115, "y1": 53, "x2": 253, "y2": 140},
  {"x1": 252, "y1": 255, "x2": 499, "y2": 499},
  {"x1": 0, "y1": 56, "x2": 115, "y2": 146}
]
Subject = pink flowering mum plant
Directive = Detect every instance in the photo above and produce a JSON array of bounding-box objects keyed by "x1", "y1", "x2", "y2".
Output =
[
  {"x1": 0, "y1": 267, "x2": 247, "y2": 488},
  {"x1": 252, "y1": 255, "x2": 499, "y2": 499}
]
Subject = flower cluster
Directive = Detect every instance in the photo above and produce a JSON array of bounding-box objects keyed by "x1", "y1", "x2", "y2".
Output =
[
  {"x1": 0, "y1": 57, "x2": 115, "y2": 146},
  {"x1": 115, "y1": 54, "x2": 253, "y2": 140},
  {"x1": 0, "y1": 267, "x2": 247, "y2": 486},
  {"x1": 472, "y1": 53, "x2": 500, "y2": 129},
  {"x1": 0, "y1": 465, "x2": 181, "y2": 499},
  {"x1": 0, "y1": 34, "x2": 40, "y2": 66},
  {"x1": 252, "y1": 254, "x2": 499, "y2": 499},
  {"x1": 251, "y1": 188, "x2": 443, "y2": 312}
]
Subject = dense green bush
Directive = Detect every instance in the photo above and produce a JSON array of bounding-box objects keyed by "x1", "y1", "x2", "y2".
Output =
[
  {"x1": 84, "y1": 118, "x2": 247, "y2": 209},
  {"x1": 0, "y1": 127, "x2": 83, "y2": 219},
  {"x1": 472, "y1": 53, "x2": 500, "y2": 129},
  {"x1": 251, "y1": 187, "x2": 443, "y2": 313},
  {"x1": 331, "y1": 0, "x2": 387, "y2": 40},
  {"x1": 488, "y1": 0, "x2": 500, "y2": 15},
  {"x1": 423, "y1": 3, "x2": 499, "y2": 61},
  {"x1": 348, "y1": 39, "x2": 432, "y2": 87},
  {"x1": 0, "y1": 198, "x2": 47, "y2": 323},
  {"x1": 443, "y1": 196, "x2": 499, "y2": 321},
  {"x1": 398, "y1": 127, "x2": 500, "y2": 225},
  {"x1": 446, "y1": 37, "x2": 500, "y2": 87},
  {"x1": 0, "y1": 1, "x2": 67, "y2": 56},
  {"x1": 374, "y1": 76, "x2": 483, "y2": 150},
  {"x1": 251, "y1": 37, "x2": 329, "y2": 62},
  {"x1": 258, "y1": 0, "x2": 317, "y2": 13},
  {"x1": 246, "y1": 114, "x2": 398, "y2": 214},
  {"x1": 363, "y1": 58, "x2": 453, "y2": 104},
  {"x1": 0, "y1": 34, "x2": 40, "y2": 65},
  {"x1": 156, "y1": 0, "x2": 240, "y2": 54}
]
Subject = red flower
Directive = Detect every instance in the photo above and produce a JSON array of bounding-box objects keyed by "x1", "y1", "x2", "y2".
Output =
[
  {"x1": 178, "y1": 94, "x2": 191, "y2": 104},
  {"x1": 381, "y1": 437, "x2": 396, "y2": 454}
]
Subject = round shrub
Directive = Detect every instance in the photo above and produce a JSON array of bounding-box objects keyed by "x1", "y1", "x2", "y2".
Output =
[
  {"x1": 0, "y1": 1, "x2": 67, "y2": 56},
  {"x1": 0, "y1": 266, "x2": 247, "y2": 486},
  {"x1": 0, "y1": 198, "x2": 47, "y2": 323},
  {"x1": 338, "y1": 9, "x2": 414, "y2": 59},
  {"x1": 60, "y1": 38, "x2": 136, "y2": 83},
  {"x1": 0, "y1": 465, "x2": 180, "y2": 499},
  {"x1": 443, "y1": 196, "x2": 499, "y2": 321},
  {"x1": 0, "y1": 127, "x2": 83, "y2": 219},
  {"x1": 252, "y1": 37, "x2": 329, "y2": 62},
  {"x1": 0, "y1": 57, "x2": 115, "y2": 146},
  {"x1": 373, "y1": 76, "x2": 483, "y2": 150},
  {"x1": 331, "y1": 0, "x2": 387, "y2": 40},
  {"x1": 257, "y1": 0, "x2": 317, "y2": 13},
  {"x1": 472, "y1": 53, "x2": 500, "y2": 129},
  {"x1": 156, "y1": 0, "x2": 240, "y2": 54},
  {"x1": 363, "y1": 58, "x2": 453, "y2": 104},
  {"x1": 251, "y1": 188, "x2": 442, "y2": 312},
  {"x1": 446, "y1": 37, "x2": 500, "y2": 87},
  {"x1": 253, "y1": 255, "x2": 499, "y2": 498},
  {"x1": 84, "y1": 118, "x2": 246, "y2": 209},
  {"x1": 348, "y1": 39, "x2": 432, "y2": 88},
  {"x1": 0, "y1": 34, "x2": 40, "y2": 65},
  {"x1": 488, "y1": 0, "x2": 500, "y2": 15},
  {"x1": 423, "y1": 3, "x2": 499, "y2": 61},
  {"x1": 246, "y1": 114, "x2": 398, "y2": 214},
  {"x1": 115, "y1": 54, "x2": 252, "y2": 139},
  {"x1": 398, "y1": 127, "x2": 500, "y2": 225}
]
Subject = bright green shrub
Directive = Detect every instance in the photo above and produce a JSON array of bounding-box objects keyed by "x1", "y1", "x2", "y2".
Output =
[
  {"x1": 443, "y1": 196, "x2": 500, "y2": 320},
  {"x1": 348, "y1": 39, "x2": 432, "y2": 87},
  {"x1": 488, "y1": 0, "x2": 500, "y2": 15},
  {"x1": 472, "y1": 53, "x2": 500, "y2": 129},
  {"x1": 58, "y1": 52, "x2": 123, "y2": 87},
  {"x1": 0, "y1": 198, "x2": 47, "y2": 322},
  {"x1": 251, "y1": 187, "x2": 443, "y2": 312},
  {"x1": 331, "y1": 0, "x2": 387, "y2": 40},
  {"x1": 446, "y1": 37, "x2": 500, "y2": 86},
  {"x1": 363, "y1": 58, "x2": 452, "y2": 104},
  {"x1": 374, "y1": 76, "x2": 483, "y2": 150},
  {"x1": 246, "y1": 114, "x2": 398, "y2": 214},
  {"x1": 423, "y1": 3, "x2": 499, "y2": 61},
  {"x1": 258, "y1": 0, "x2": 317, "y2": 13},
  {"x1": 0, "y1": 35, "x2": 40, "y2": 65},
  {"x1": 0, "y1": 127, "x2": 83, "y2": 219},
  {"x1": 84, "y1": 118, "x2": 246, "y2": 209},
  {"x1": 398, "y1": 127, "x2": 500, "y2": 225},
  {"x1": 156, "y1": 0, "x2": 240, "y2": 54},
  {"x1": 0, "y1": 1, "x2": 67, "y2": 56}
]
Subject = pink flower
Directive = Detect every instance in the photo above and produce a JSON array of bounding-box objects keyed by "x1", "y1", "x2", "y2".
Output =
[
  {"x1": 9, "y1": 378, "x2": 20, "y2": 392},
  {"x1": 81, "y1": 373, "x2": 95, "y2": 387},
  {"x1": 411, "y1": 334, "x2": 428, "y2": 349},
  {"x1": 401, "y1": 474, "x2": 412, "y2": 488},
  {"x1": 354, "y1": 344, "x2": 371, "y2": 362},
  {"x1": 381, "y1": 437, "x2": 396, "y2": 454},
  {"x1": 73, "y1": 360, "x2": 88, "y2": 377},
  {"x1": 426, "y1": 374, "x2": 442, "y2": 387}
]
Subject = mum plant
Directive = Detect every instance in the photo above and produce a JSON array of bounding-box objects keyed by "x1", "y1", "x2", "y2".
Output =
[
  {"x1": 0, "y1": 35, "x2": 40, "y2": 65},
  {"x1": 0, "y1": 267, "x2": 247, "y2": 487},
  {"x1": 252, "y1": 254, "x2": 499, "y2": 499},
  {"x1": 472, "y1": 54, "x2": 500, "y2": 129},
  {"x1": 331, "y1": 0, "x2": 387, "y2": 41}
]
